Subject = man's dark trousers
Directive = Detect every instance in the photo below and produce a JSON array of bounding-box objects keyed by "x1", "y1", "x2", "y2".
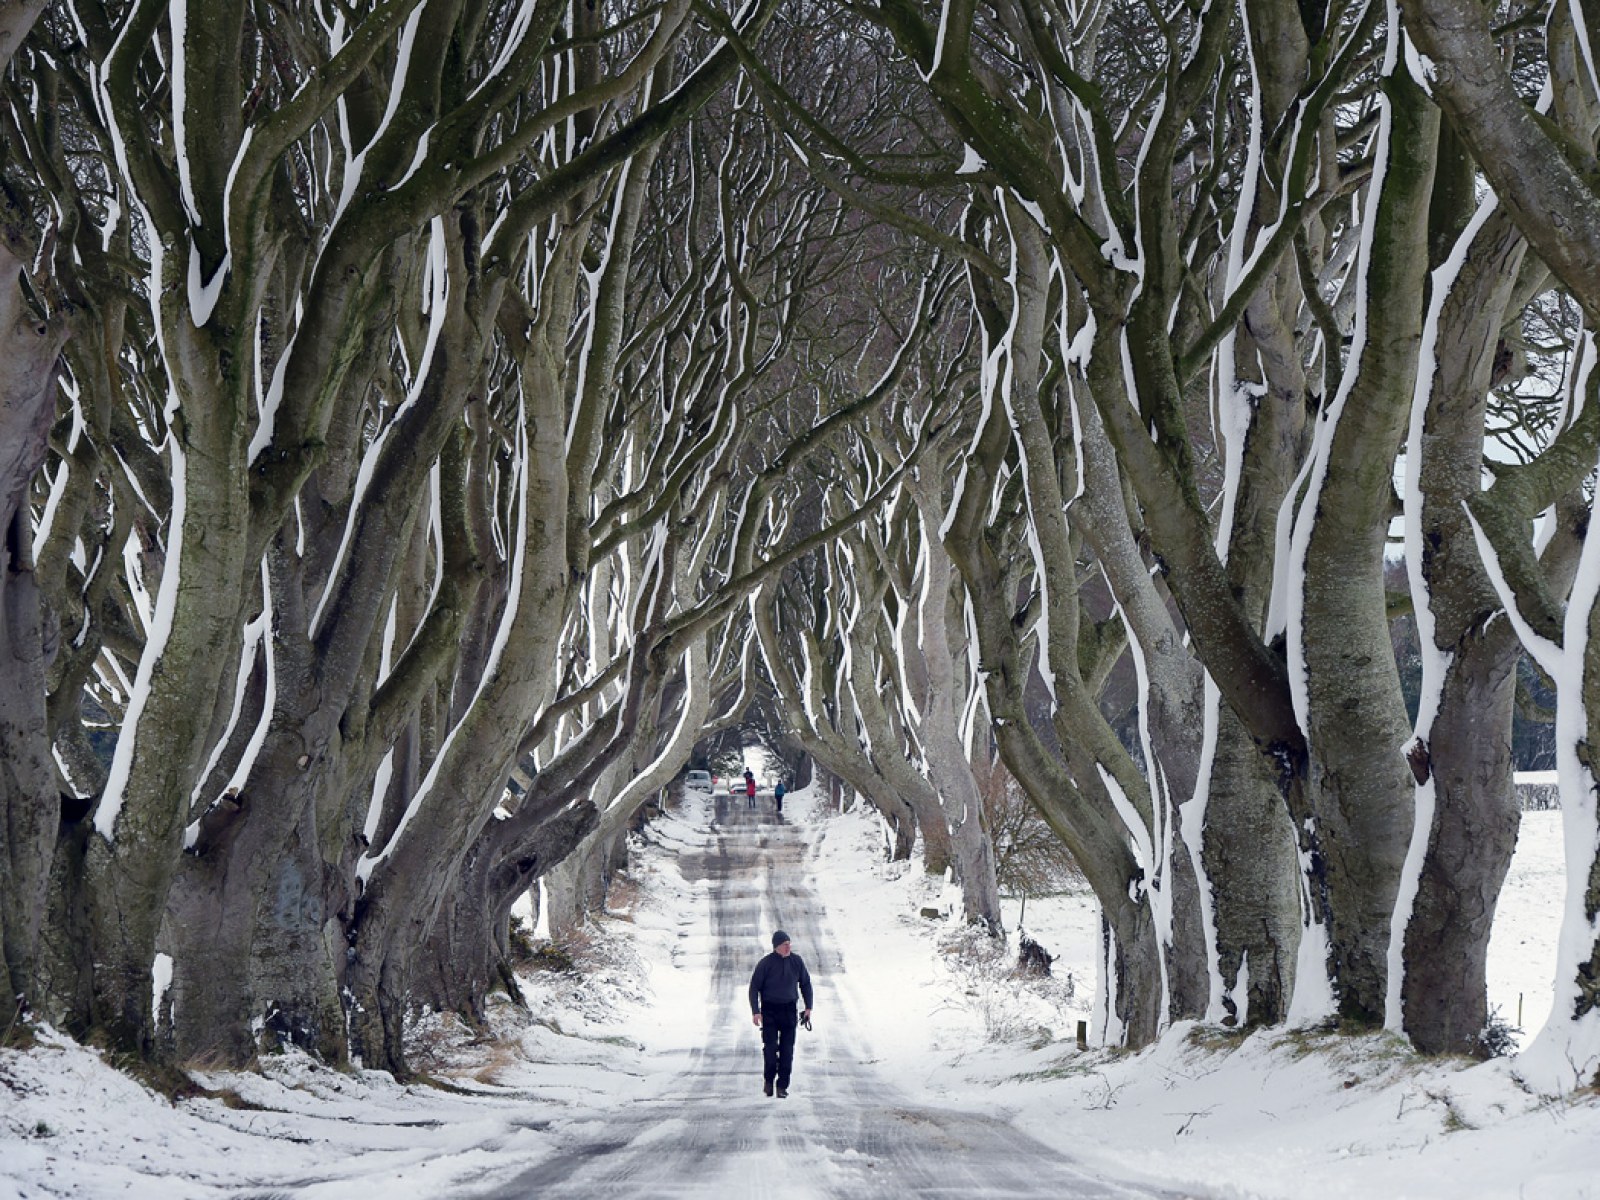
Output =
[{"x1": 761, "y1": 1000, "x2": 799, "y2": 1088}]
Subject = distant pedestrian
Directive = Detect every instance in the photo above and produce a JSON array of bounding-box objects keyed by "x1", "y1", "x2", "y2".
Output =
[
  {"x1": 745, "y1": 768, "x2": 756, "y2": 809},
  {"x1": 749, "y1": 930, "x2": 813, "y2": 1098},
  {"x1": 774, "y1": 781, "x2": 785, "y2": 812}
]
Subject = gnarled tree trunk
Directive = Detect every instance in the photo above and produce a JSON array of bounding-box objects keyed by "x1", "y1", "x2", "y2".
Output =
[
  {"x1": 1288, "y1": 72, "x2": 1438, "y2": 1025},
  {"x1": 0, "y1": 244, "x2": 68, "y2": 1032}
]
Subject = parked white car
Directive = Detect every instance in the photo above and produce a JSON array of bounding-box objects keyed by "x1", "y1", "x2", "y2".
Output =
[{"x1": 684, "y1": 770, "x2": 713, "y2": 794}]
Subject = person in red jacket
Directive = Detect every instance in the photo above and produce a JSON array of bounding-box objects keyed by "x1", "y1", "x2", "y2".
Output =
[
  {"x1": 749, "y1": 930, "x2": 813, "y2": 1097},
  {"x1": 744, "y1": 767, "x2": 757, "y2": 809}
]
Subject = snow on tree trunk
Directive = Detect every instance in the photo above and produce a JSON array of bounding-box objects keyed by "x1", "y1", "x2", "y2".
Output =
[
  {"x1": 940, "y1": 358, "x2": 1166, "y2": 1045},
  {"x1": 161, "y1": 215, "x2": 489, "y2": 1065},
  {"x1": 838, "y1": 537, "x2": 955, "y2": 878},
  {"x1": 1464, "y1": 402, "x2": 1600, "y2": 1090},
  {"x1": 1284, "y1": 69, "x2": 1438, "y2": 1026},
  {"x1": 1402, "y1": 0, "x2": 1600, "y2": 1092},
  {"x1": 345, "y1": 335, "x2": 577, "y2": 1074},
  {"x1": 162, "y1": 566, "x2": 354, "y2": 1066},
  {"x1": 1196, "y1": 696, "x2": 1300, "y2": 1026},
  {"x1": 908, "y1": 478, "x2": 1002, "y2": 930},
  {"x1": 84, "y1": 321, "x2": 254, "y2": 1054},
  {"x1": 417, "y1": 802, "x2": 596, "y2": 1022},
  {"x1": 1399, "y1": 0, "x2": 1600, "y2": 330},
  {"x1": 1069, "y1": 376, "x2": 1211, "y2": 1024},
  {"x1": 753, "y1": 582, "x2": 919, "y2": 864},
  {"x1": 1197, "y1": 0, "x2": 1316, "y2": 1031},
  {"x1": 0, "y1": 244, "x2": 67, "y2": 1031},
  {"x1": 1476, "y1": 468, "x2": 1600, "y2": 1092},
  {"x1": 1392, "y1": 186, "x2": 1532, "y2": 1055}
]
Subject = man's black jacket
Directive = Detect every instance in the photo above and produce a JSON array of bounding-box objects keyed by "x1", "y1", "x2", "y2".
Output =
[{"x1": 749, "y1": 951, "x2": 814, "y2": 1013}]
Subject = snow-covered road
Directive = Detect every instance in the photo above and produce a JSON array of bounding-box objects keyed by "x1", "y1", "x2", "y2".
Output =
[{"x1": 480, "y1": 795, "x2": 1171, "y2": 1199}]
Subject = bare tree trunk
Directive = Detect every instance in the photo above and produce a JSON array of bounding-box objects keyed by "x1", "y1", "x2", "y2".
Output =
[
  {"x1": 0, "y1": 245, "x2": 69, "y2": 1032},
  {"x1": 1193, "y1": 0, "x2": 1314, "y2": 1030},
  {"x1": 0, "y1": 1, "x2": 46, "y2": 75},
  {"x1": 165, "y1": 768, "x2": 350, "y2": 1064},
  {"x1": 1200, "y1": 703, "x2": 1300, "y2": 1025},
  {"x1": 1, "y1": 509, "x2": 57, "y2": 1033},
  {"x1": 1399, "y1": 0, "x2": 1600, "y2": 328},
  {"x1": 910, "y1": 479, "x2": 1002, "y2": 928},
  {"x1": 545, "y1": 824, "x2": 622, "y2": 943},
  {"x1": 541, "y1": 856, "x2": 587, "y2": 945},
  {"x1": 161, "y1": 219, "x2": 484, "y2": 1065},
  {"x1": 417, "y1": 802, "x2": 596, "y2": 1021},
  {"x1": 37, "y1": 816, "x2": 93, "y2": 1034},
  {"x1": 1390, "y1": 1, "x2": 1600, "y2": 1060},
  {"x1": 1485, "y1": 493, "x2": 1600, "y2": 1093},
  {"x1": 841, "y1": 544, "x2": 955, "y2": 877},
  {"x1": 343, "y1": 309, "x2": 584, "y2": 1072},
  {"x1": 943, "y1": 473, "x2": 1165, "y2": 1041},
  {"x1": 161, "y1": 604, "x2": 355, "y2": 1066},
  {"x1": 1395, "y1": 170, "x2": 1536, "y2": 1053},
  {"x1": 1288, "y1": 73, "x2": 1439, "y2": 1025},
  {"x1": 1070, "y1": 388, "x2": 1211, "y2": 1023},
  {"x1": 1399, "y1": 633, "x2": 1520, "y2": 1051},
  {"x1": 83, "y1": 315, "x2": 255, "y2": 1055}
]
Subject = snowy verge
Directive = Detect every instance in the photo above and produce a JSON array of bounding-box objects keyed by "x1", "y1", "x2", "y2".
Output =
[
  {"x1": 971, "y1": 1023, "x2": 1600, "y2": 1200},
  {"x1": 0, "y1": 1023, "x2": 570, "y2": 1199},
  {"x1": 806, "y1": 796, "x2": 1599, "y2": 1200},
  {"x1": 0, "y1": 797, "x2": 717, "y2": 1200}
]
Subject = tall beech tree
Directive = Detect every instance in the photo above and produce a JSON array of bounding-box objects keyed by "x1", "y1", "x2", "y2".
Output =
[
  {"x1": 726, "y1": 0, "x2": 1591, "y2": 1055},
  {"x1": 1398, "y1": 0, "x2": 1600, "y2": 1089},
  {"x1": 0, "y1": 239, "x2": 70, "y2": 1036},
  {"x1": 4, "y1": 0, "x2": 782, "y2": 1067}
]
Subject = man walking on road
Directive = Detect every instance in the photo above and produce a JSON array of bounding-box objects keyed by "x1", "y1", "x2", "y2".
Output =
[
  {"x1": 745, "y1": 767, "x2": 757, "y2": 809},
  {"x1": 749, "y1": 930, "x2": 813, "y2": 1098}
]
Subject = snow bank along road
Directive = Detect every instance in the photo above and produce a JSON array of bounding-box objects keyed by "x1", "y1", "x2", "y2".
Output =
[{"x1": 482, "y1": 796, "x2": 1179, "y2": 1199}]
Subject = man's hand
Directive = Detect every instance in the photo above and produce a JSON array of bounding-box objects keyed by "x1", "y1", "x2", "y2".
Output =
[
  {"x1": 752, "y1": 1012, "x2": 762, "y2": 1027},
  {"x1": 802, "y1": 1009, "x2": 811, "y2": 1022}
]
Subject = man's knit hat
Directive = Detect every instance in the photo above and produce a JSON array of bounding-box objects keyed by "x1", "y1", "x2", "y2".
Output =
[{"x1": 772, "y1": 930, "x2": 790, "y2": 947}]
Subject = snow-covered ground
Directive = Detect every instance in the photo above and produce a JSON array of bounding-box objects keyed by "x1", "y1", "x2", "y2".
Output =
[
  {"x1": 817, "y1": 800, "x2": 1597, "y2": 1199},
  {"x1": 2, "y1": 794, "x2": 1595, "y2": 1199}
]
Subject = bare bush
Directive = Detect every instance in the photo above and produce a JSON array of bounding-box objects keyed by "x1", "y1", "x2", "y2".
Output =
[
  {"x1": 936, "y1": 926, "x2": 1077, "y2": 1044},
  {"x1": 976, "y1": 758, "x2": 1085, "y2": 901}
]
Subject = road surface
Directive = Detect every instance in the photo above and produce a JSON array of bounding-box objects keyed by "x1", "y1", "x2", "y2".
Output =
[{"x1": 480, "y1": 795, "x2": 1183, "y2": 1199}]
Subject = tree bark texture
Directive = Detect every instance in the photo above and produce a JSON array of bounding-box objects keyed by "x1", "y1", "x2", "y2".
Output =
[
  {"x1": 941, "y1": 384, "x2": 1166, "y2": 1046},
  {"x1": 1194, "y1": 0, "x2": 1315, "y2": 1026},
  {"x1": 344, "y1": 309, "x2": 586, "y2": 1072},
  {"x1": 1511, "y1": 497, "x2": 1600, "y2": 1093},
  {"x1": 1290, "y1": 74, "x2": 1438, "y2": 1025},
  {"x1": 908, "y1": 475, "x2": 1002, "y2": 929},
  {"x1": 1200, "y1": 702, "x2": 1300, "y2": 1026},
  {"x1": 0, "y1": 1, "x2": 46, "y2": 75},
  {"x1": 1398, "y1": 193, "x2": 1529, "y2": 1055},
  {"x1": 162, "y1": 223, "x2": 501, "y2": 1065},
  {"x1": 417, "y1": 802, "x2": 596, "y2": 1021},
  {"x1": 1069, "y1": 385, "x2": 1212, "y2": 1023},
  {"x1": 0, "y1": 242, "x2": 65, "y2": 1028},
  {"x1": 1398, "y1": 0, "x2": 1600, "y2": 326}
]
